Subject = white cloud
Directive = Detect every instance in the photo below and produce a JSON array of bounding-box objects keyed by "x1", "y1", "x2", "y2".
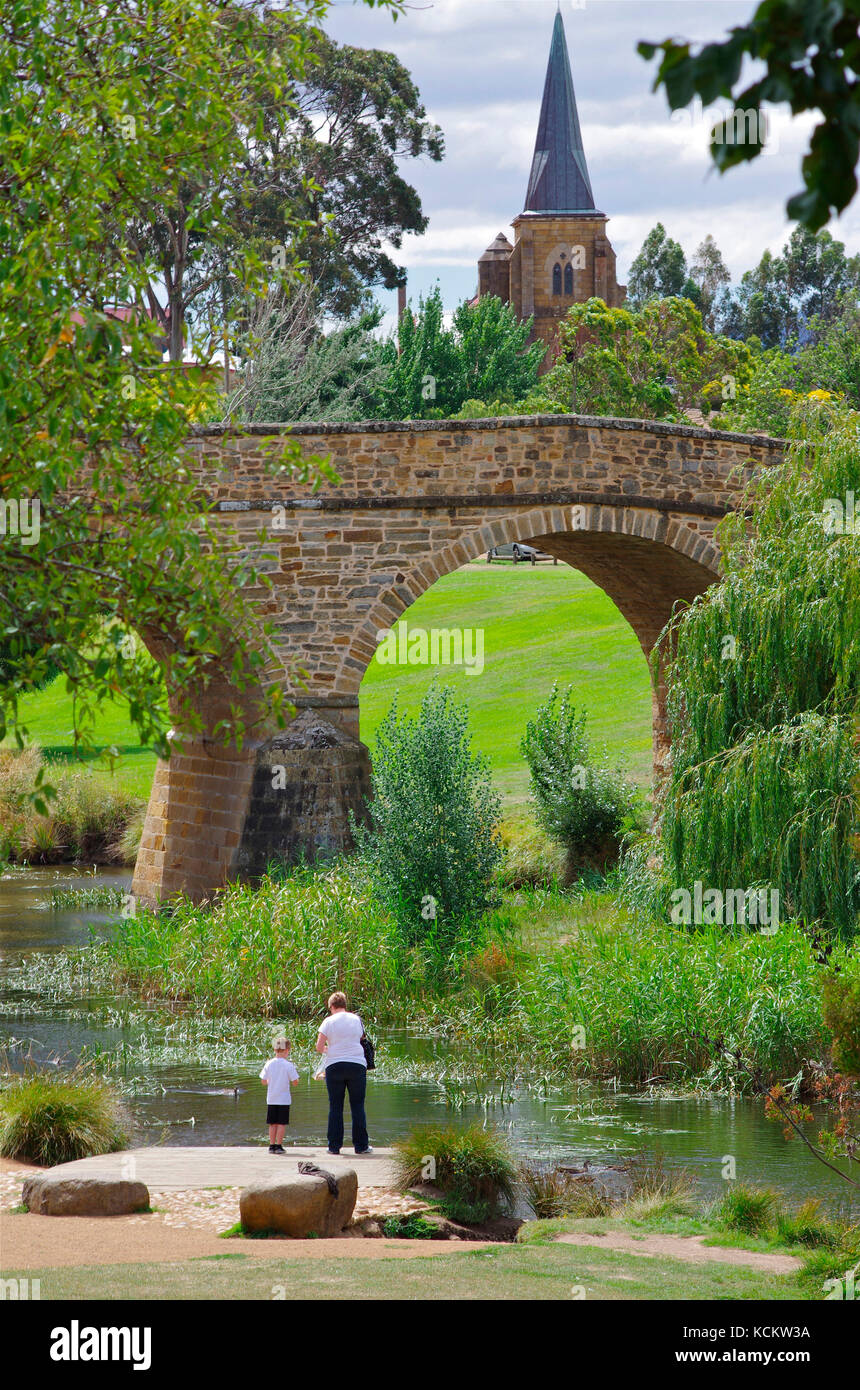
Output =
[{"x1": 324, "y1": 0, "x2": 860, "y2": 301}]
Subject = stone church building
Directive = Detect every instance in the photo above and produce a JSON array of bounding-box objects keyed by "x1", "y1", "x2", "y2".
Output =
[{"x1": 477, "y1": 10, "x2": 625, "y2": 358}]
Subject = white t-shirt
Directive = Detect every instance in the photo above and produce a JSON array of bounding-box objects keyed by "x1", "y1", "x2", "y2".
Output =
[
  {"x1": 260, "y1": 1056, "x2": 299, "y2": 1105},
  {"x1": 318, "y1": 1011, "x2": 366, "y2": 1069}
]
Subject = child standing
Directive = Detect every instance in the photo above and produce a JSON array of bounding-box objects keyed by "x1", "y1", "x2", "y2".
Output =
[{"x1": 260, "y1": 1038, "x2": 299, "y2": 1154}]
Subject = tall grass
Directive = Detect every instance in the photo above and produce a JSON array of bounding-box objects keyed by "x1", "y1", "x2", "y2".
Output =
[
  {"x1": 518, "y1": 1161, "x2": 615, "y2": 1219},
  {"x1": 102, "y1": 864, "x2": 836, "y2": 1090},
  {"x1": 0, "y1": 1066, "x2": 130, "y2": 1165},
  {"x1": 498, "y1": 815, "x2": 566, "y2": 889},
  {"x1": 0, "y1": 746, "x2": 143, "y2": 864},
  {"x1": 393, "y1": 1122, "x2": 518, "y2": 1224},
  {"x1": 110, "y1": 863, "x2": 418, "y2": 1021},
  {"x1": 621, "y1": 1149, "x2": 698, "y2": 1220},
  {"x1": 714, "y1": 1183, "x2": 779, "y2": 1235}
]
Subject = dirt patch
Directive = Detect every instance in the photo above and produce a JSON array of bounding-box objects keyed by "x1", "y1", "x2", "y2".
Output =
[
  {"x1": 1, "y1": 1176, "x2": 453, "y2": 1270},
  {"x1": 0, "y1": 1209, "x2": 494, "y2": 1269},
  {"x1": 554, "y1": 1231, "x2": 802, "y2": 1274},
  {"x1": 0, "y1": 1157, "x2": 43, "y2": 1175}
]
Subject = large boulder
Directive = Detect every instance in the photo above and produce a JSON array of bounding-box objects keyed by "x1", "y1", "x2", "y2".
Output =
[
  {"x1": 240, "y1": 1170, "x2": 358, "y2": 1238},
  {"x1": 22, "y1": 1174, "x2": 150, "y2": 1217}
]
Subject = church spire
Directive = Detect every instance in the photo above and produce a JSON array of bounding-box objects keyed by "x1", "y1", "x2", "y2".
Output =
[{"x1": 524, "y1": 11, "x2": 596, "y2": 213}]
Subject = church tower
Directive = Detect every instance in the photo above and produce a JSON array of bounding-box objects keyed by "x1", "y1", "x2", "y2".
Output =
[{"x1": 477, "y1": 11, "x2": 625, "y2": 361}]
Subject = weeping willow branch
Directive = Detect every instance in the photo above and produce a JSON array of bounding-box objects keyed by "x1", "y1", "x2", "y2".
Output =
[{"x1": 654, "y1": 402, "x2": 860, "y2": 939}]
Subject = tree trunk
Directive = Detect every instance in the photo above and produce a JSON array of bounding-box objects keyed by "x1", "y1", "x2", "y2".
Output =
[
  {"x1": 169, "y1": 299, "x2": 184, "y2": 362},
  {"x1": 167, "y1": 206, "x2": 187, "y2": 363}
]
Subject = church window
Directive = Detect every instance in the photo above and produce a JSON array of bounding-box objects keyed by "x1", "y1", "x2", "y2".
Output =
[
  {"x1": 564, "y1": 262, "x2": 573, "y2": 295},
  {"x1": 552, "y1": 263, "x2": 562, "y2": 296}
]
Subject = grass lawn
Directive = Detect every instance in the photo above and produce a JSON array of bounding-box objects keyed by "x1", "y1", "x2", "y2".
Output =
[
  {"x1": 7, "y1": 562, "x2": 653, "y2": 813},
  {"x1": 7, "y1": 1200, "x2": 833, "y2": 1301},
  {"x1": 361, "y1": 562, "x2": 653, "y2": 806},
  {"x1": 2, "y1": 686, "x2": 159, "y2": 802},
  {"x1": 4, "y1": 1240, "x2": 809, "y2": 1301}
]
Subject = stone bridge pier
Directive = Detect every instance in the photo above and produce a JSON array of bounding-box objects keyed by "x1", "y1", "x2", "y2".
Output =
[{"x1": 130, "y1": 415, "x2": 782, "y2": 905}]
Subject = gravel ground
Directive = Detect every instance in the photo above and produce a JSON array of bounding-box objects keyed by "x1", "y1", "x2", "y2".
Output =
[{"x1": 1, "y1": 1165, "x2": 428, "y2": 1231}]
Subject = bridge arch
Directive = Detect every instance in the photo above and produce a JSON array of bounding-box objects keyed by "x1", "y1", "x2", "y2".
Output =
[
  {"x1": 341, "y1": 502, "x2": 719, "y2": 691},
  {"x1": 338, "y1": 502, "x2": 719, "y2": 767},
  {"x1": 128, "y1": 414, "x2": 781, "y2": 903}
]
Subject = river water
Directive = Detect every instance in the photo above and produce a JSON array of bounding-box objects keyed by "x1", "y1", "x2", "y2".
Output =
[{"x1": 1, "y1": 865, "x2": 857, "y2": 1212}]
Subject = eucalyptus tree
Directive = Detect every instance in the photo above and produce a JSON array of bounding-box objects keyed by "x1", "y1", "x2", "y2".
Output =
[
  {"x1": 125, "y1": 18, "x2": 441, "y2": 359},
  {"x1": 0, "y1": 0, "x2": 395, "y2": 796},
  {"x1": 626, "y1": 224, "x2": 688, "y2": 307}
]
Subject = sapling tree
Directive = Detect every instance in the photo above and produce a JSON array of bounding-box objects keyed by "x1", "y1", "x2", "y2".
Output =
[
  {"x1": 522, "y1": 684, "x2": 639, "y2": 881},
  {"x1": 355, "y1": 684, "x2": 502, "y2": 952}
]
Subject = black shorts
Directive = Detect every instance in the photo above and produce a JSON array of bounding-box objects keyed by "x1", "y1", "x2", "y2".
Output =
[{"x1": 266, "y1": 1104, "x2": 291, "y2": 1125}]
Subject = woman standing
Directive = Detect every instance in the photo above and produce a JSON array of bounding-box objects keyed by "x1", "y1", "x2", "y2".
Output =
[{"x1": 315, "y1": 991, "x2": 371, "y2": 1156}]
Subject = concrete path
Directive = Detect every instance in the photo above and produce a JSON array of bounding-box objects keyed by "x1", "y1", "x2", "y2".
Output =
[{"x1": 44, "y1": 1146, "x2": 397, "y2": 1192}]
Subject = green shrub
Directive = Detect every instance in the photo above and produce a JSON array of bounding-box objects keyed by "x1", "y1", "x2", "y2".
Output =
[
  {"x1": 821, "y1": 954, "x2": 860, "y2": 1076},
  {"x1": 521, "y1": 684, "x2": 640, "y2": 880},
  {"x1": 355, "y1": 685, "x2": 502, "y2": 951},
  {"x1": 711, "y1": 347, "x2": 796, "y2": 436},
  {"x1": 380, "y1": 1213, "x2": 437, "y2": 1239},
  {"x1": 0, "y1": 1067, "x2": 130, "y2": 1165},
  {"x1": 714, "y1": 1183, "x2": 779, "y2": 1236},
  {"x1": 393, "y1": 1122, "x2": 517, "y2": 1223}
]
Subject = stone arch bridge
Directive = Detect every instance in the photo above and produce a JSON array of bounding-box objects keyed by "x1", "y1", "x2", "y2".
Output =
[{"x1": 131, "y1": 415, "x2": 783, "y2": 905}]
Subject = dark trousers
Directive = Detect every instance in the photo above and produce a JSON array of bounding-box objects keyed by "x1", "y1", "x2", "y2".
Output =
[{"x1": 325, "y1": 1062, "x2": 368, "y2": 1153}]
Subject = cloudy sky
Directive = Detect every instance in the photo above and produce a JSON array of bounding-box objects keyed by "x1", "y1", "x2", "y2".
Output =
[{"x1": 324, "y1": 0, "x2": 860, "y2": 322}]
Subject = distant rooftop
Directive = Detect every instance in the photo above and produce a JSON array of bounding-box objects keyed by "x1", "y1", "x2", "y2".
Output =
[{"x1": 524, "y1": 11, "x2": 598, "y2": 215}]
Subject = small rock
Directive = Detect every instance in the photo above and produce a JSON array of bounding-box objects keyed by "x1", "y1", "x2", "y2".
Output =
[{"x1": 347, "y1": 1216, "x2": 383, "y2": 1239}]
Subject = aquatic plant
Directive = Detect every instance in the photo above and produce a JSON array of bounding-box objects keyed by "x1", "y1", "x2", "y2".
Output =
[{"x1": 99, "y1": 870, "x2": 833, "y2": 1090}]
